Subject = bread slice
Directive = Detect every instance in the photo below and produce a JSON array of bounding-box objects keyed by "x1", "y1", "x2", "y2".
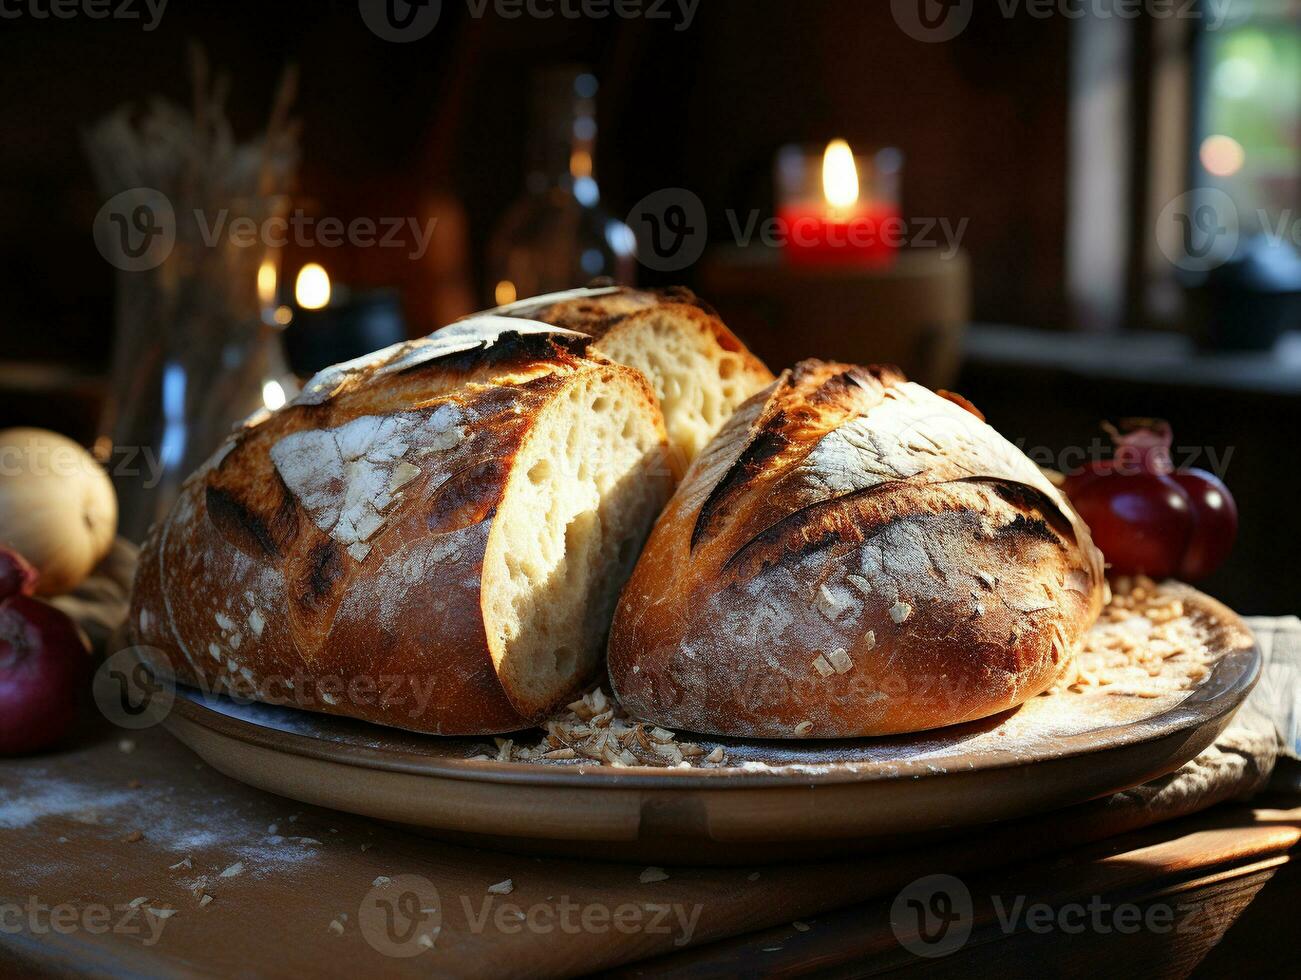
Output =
[
  {"x1": 130, "y1": 320, "x2": 673, "y2": 734},
  {"x1": 609, "y1": 360, "x2": 1108, "y2": 738},
  {"x1": 478, "y1": 286, "x2": 775, "y2": 468}
]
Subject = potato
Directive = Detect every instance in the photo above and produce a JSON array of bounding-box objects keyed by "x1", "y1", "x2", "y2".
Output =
[{"x1": 0, "y1": 428, "x2": 117, "y2": 595}]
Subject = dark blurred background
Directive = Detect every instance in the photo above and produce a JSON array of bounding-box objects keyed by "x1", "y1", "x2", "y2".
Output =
[{"x1": 0, "y1": 0, "x2": 1297, "y2": 610}]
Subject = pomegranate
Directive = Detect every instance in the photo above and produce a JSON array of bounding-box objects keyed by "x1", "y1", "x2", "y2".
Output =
[
  {"x1": 1063, "y1": 420, "x2": 1238, "y2": 581},
  {"x1": 0, "y1": 545, "x2": 88, "y2": 755}
]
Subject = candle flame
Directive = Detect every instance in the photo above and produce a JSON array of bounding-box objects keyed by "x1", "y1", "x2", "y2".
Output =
[
  {"x1": 262, "y1": 379, "x2": 287, "y2": 411},
  {"x1": 295, "y1": 263, "x2": 331, "y2": 310},
  {"x1": 822, "y1": 139, "x2": 860, "y2": 210},
  {"x1": 494, "y1": 280, "x2": 518, "y2": 305}
]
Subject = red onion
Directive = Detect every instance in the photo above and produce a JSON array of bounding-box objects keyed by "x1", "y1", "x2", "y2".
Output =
[
  {"x1": 0, "y1": 545, "x2": 88, "y2": 755},
  {"x1": 1063, "y1": 420, "x2": 1238, "y2": 581}
]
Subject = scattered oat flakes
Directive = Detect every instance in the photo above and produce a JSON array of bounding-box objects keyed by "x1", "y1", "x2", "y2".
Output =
[
  {"x1": 826, "y1": 648, "x2": 853, "y2": 674},
  {"x1": 889, "y1": 601, "x2": 912, "y2": 624},
  {"x1": 169, "y1": 857, "x2": 192, "y2": 871},
  {"x1": 219, "y1": 861, "x2": 245, "y2": 878},
  {"x1": 812, "y1": 654, "x2": 834, "y2": 677},
  {"x1": 747, "y1": 872, "x2": 760, "y2": 881},
  {"x1": 639, "y1": 867, "x2": 670, "y2": 884},
  {"x1": 199, "y1": 894, "x2": 213, "y2": 907},
  {"x1": 373, "y1": 876, "x2": 392, "y2": 887},
  {"x1": 846, "y1": 573, "x2": 873, "y2": 596},
  {"x1": 328, "y1": 918, "x2": 344, "y2": 935},
  {"x1": 487, "y1": 879, "x2": 514, "y2": 895},
  {"x1": 815, "y1": 583, "x2": 848, "y2": 620},
  {"x1": 794, "y1": 720, "x2": 814, "y2": 736}
]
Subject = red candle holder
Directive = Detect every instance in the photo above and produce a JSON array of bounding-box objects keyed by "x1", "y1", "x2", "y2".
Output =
[{"x1": 775, "y1": 141, "x2": 903, "y2": 267}]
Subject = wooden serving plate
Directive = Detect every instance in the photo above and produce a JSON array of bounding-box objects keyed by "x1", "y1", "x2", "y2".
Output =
[{"x1": 159, "y1": 585, "x2": 1258, "y2": 864}]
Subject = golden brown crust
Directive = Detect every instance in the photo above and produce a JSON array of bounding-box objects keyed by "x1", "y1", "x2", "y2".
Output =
[
  {"x1": 130, "y1": 324, "x2": 669, "y2": 735},
  {"x1": 608, "y1": 359, "x2": 1108, "y2": 738}
]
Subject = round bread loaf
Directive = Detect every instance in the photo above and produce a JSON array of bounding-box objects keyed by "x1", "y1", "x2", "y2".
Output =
[
  {"x1": 608, "y1": 360, "x2": 1107, "y2": 738},
  {"x1": 130, "y1": 321, "x2": 673, "y2": 735}
]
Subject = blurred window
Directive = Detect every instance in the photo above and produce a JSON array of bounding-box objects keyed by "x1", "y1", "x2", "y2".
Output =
[{"x1": 1195, "y1": 4, "x2": 1300, "y2": 240}]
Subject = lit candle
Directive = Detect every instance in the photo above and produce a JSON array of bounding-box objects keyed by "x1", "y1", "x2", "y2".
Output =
[
  {"x1": 282, "y1": 263, "x2": 408, "y2": 378},
  {"x1": 776, "y1": 140, "x2": 901, "y2": 266}
]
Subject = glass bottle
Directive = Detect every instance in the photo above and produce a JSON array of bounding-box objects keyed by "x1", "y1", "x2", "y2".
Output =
[{"x1": 485, "y1": 67, "x2": 636, "y2": 305}]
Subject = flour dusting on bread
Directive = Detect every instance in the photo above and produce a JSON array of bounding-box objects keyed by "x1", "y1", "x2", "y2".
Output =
[{"x1": 269, "y1": 407, "x2": 464, "y2": 561}]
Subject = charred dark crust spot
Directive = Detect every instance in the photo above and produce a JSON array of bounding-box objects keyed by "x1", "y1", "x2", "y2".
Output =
[
  {"x1": 205, "y1": 484, "x2": 299, "y2": 560},
  {"x1": 425, "y1": 458, "x2": 505, "y2": 534},
  {"x1": 649, "y1": 285, "x2": 708, "y2": 309},
  {"x1": 983, "y1": 481, "x2": 1076, "y2": 543},
  {"x1": 298, "y1": 538, "x2": 344, "y2": 609},
  {"x1": 997, "y1": 513, "x2": 1059, "y2": 545},
  {"x1": 721, "y1": 481, "x2": 905, "y2": 576},
  {"x1": 394, "y1": 331, "x2": 590, "y2": 378},
  {"x1": 510, "y1": 287, "x2": 722, "y2": 343},
  {"x1": 692, "y1": 409, "x2": 792, "y2": 549}
]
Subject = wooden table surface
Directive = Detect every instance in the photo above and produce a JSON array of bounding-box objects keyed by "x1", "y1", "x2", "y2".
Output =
[{"x1": 1, "y1": 719, "x2": 1296, "y2": 979}]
